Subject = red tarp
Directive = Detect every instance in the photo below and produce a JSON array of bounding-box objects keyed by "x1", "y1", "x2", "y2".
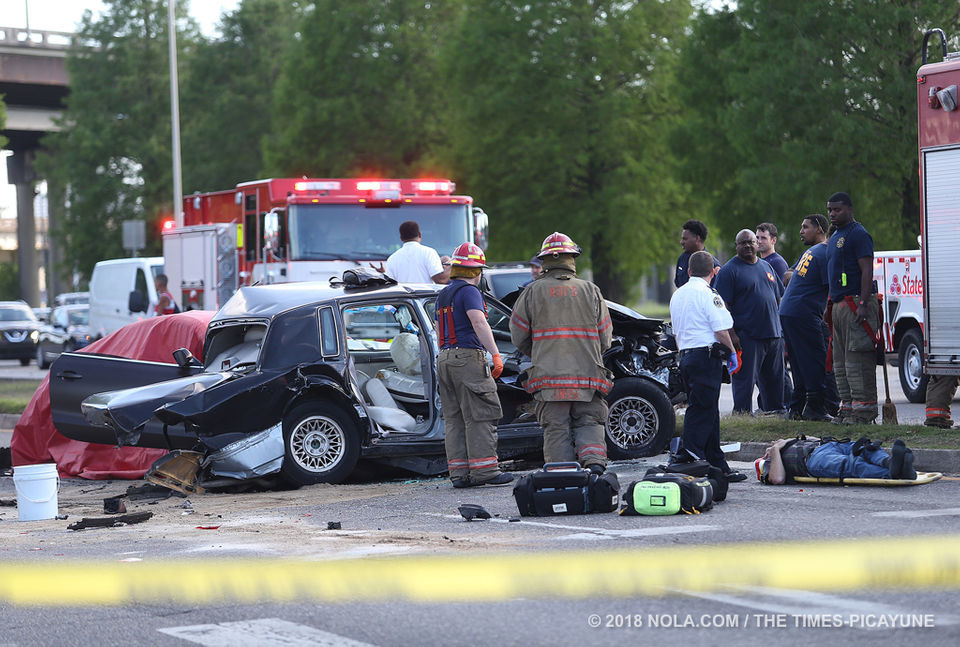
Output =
[{"x1": 11, "y1": 310, "x2": 213, "y2": 479}]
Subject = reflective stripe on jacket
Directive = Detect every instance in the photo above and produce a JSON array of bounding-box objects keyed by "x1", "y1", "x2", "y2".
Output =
[{"x1": 509, "y1": 268, "x2": 613, "y2": 402}]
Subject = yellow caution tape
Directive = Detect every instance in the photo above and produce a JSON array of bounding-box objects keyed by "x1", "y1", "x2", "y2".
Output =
[{"x1": 2, "y1": 534, "x2": 960, "y2": 606}]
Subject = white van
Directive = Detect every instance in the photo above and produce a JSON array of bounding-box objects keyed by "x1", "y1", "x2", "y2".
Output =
[{"x1": 88, "y1": 257, "x2": 165, "y2": 339}]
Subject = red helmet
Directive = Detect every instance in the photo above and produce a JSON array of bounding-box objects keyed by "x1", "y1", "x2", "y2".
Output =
[
  {"x1": 537, "y1": 232, "x2": 581, "y2": 258},
  {"x1": 450, "y1": 242, "x2": 488, "y2": 268}
]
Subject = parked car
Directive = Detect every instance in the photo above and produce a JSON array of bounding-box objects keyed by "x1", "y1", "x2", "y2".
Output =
[
  {"x1": 36, "y1": 304, "x2": 92, "y2": 369},
  {"x1": 0, "y1": 301, "x2": 42, "y2": 365},
  {"x1": 50, "y1": 270, "x2": 682, "y2": 487},
  {"x1": 55, "y1": 291, "x2": 90, "y2": 306},
  {"x1": 481, "y1": 263, "x2": 534, "y2": 300}
]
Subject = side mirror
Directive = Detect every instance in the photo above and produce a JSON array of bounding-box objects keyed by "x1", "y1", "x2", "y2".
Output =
[
  {"x1": 172, "y1": 347, "x2": 202, "y2": 368},
  {"x1": 264, "y1": 209, "x2": 282, "y2": 258},
  {"x1": 128, "y1": 290, "x2": 147, "y2": 313}
]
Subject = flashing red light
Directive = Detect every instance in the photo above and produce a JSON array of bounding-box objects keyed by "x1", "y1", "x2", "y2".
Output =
[
  {"x1": 162, "y1": 219, "x2": 176, "y2": 231},
  {"x1": 356, "y1": 181, "x2": 400, "y2": 192},
  {"x1": 416, "y1": 181, "x2": 451, "y2": 192}
]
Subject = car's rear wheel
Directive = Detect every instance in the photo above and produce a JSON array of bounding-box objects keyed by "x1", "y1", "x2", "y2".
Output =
[
  {"x1": 36, "y1": 345, "x2": 50, "y2": 370},
  {"x1": 280, "y1": 401, "x2": 360, "y2": 486},
  {"x1": 604, "y1": 377, "x2": 674, "y2": 459}
]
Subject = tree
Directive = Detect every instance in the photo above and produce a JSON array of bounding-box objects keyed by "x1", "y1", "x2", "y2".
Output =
[
  {"x1": 674, "y1": 0, "x2": 960, "y2": 262},
  {"x1": 263, "y1": 0, "x2": 460, "y2": 177},
  {"x1": 180, "y1": 0, "x2": 305, "y2": 192},
  {"x1": 38, "y1": 0, "x2": 201, "y2": 280},
  {"x1": 440, "y1": 0, "x2": 691, "y2": 302}
]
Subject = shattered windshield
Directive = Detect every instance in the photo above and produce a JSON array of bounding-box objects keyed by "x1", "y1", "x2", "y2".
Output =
[{"x1": 287, "y1": 204, "x2": 471, "y2": 261}]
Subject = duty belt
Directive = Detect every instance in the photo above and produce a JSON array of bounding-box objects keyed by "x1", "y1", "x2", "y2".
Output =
[{"x1": 679, "y1": 346, "x2": 711, "y2": 357}]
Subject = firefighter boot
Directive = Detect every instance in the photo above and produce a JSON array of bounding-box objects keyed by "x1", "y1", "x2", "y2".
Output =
[{"x1": 801, "y1": 392, "x2": 833, "y2": 422}]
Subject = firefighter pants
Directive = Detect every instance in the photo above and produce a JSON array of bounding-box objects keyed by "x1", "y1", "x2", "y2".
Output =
[
  {"x1": 535, "y1": 394, "x2": 608, "y2": 468},
  {"x1": 831, "y1": 294, "x2": 879, "y2": 421},
  {"x1": 438, "y1": 348, "x2": 504, "y2": 482},
  {"x1": 925, "y1": 374, "x2": 960, "y2": 427}
]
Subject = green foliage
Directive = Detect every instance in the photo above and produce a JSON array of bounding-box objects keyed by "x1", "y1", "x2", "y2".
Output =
[
  {"x1": 264, "y1": 0, "x2": 459, "y2": 177},
  {"x1": 674, "y1": 0, "x2": 960, "y2": 263},
  {"x1": 37, "y1": 0, "x2": 201, "y2": 280},
  {"x1": 180, "y1": 0, "x2": 304, "y2": 192},
  {"x1": 0, "y1": 262, "x2": 19, "y2": 300},
  {"x1": 0, "y1": 96, "x2": 7, "y2": 149},
  {"x1": 441, "y1": 0, "x2": 692, "y2": 302}
]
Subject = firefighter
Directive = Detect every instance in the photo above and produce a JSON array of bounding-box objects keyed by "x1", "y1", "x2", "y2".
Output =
[
  {"x1": 435, "y1": 242, "x2": 514, "y2": 488},
  {"x1": 509, "y1": 232, "x2": 613, "y2": 474},
  {"x1": 924, "y1": 375, "x2": 960, "y2": 428},
  {"x1": 825, "y1": 192, "x2": 879, "y2": 424}
]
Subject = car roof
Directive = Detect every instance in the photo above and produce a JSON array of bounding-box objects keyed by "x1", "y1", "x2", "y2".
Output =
[{"x1": 211, "y1": 280, "x2": 444, "y2": 323}]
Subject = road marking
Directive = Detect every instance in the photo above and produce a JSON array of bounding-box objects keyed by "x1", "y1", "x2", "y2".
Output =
[
  {"x1": 158, "y1": 618, "x2": 375, "y2": 646},
  {"x1": 873, "y1": 507, "x2": 960, "y2": 518},
  {"x1": 430, "y1": 512, "x2": 719, "y2": 538},
  {"x1": 3, "y1": 534, "x2": 960, "y2": 605},
  {"x1": 675, "y1": 585, "x2": 960, "y2": 628}
]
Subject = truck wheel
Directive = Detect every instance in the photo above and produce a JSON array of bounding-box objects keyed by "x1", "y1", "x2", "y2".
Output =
[
  {"x1": 604, "y1": 378, "x2": 675, "y2": 459},
  {"x1": 898, "y1": 328, "x2": 928, "y2": 404},
  {"x1": 36, "y1": 345, "x2": 49, "y2": 370},
  {"x1": 280, "y1": 401, "x2": 360, "y2": 486}
]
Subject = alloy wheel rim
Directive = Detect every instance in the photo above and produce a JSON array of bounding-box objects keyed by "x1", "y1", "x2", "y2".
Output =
[
  {"x1": 290, "y1": 415, "x2": 345, "y2": 472},
  {"x1": 607, "y1": 396, "x2": 658, "y2": 448}
]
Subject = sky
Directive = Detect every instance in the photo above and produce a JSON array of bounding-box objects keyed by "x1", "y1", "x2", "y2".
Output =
[
  {"x1": 1, "y1": 1, "x2": 242, "y2": 218},
  {"x1": 5, "y1": 0, "x2": 241, "y2": 36}
]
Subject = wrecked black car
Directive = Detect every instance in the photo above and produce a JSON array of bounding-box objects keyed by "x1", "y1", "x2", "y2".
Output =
[{"x1": 50, "y1": 271, "x2": 683, "y2": 487}]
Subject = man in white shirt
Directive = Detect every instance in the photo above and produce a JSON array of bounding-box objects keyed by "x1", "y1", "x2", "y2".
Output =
[
  {"x1": 670, "y1": 250, "x2": 744, "y2": 480},
  {"x1": 379, "y1": 221, "x2": 448, "y2": 284}
]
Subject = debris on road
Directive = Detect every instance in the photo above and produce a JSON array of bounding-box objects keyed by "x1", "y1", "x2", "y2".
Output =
[
  {"x1": 458, "y1": 504, "x2": 491, "y2": 521},
  {"x1": 103, "y1": 497, "x2": 127, "y2": 514},
  {"x1": 326, "y1": 521, "x2": 342, "y2": 530},
  {"x1": 67, "y1": 511, "x2": 153, "y2": 531}
]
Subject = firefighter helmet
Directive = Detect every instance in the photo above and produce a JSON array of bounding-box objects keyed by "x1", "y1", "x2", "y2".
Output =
[
  {"x1": 450, "y1": 242, "x2": 488, "y2": 268},
  {"x1": 537, "y1": 232, "x2": 581, "y2": 258}
]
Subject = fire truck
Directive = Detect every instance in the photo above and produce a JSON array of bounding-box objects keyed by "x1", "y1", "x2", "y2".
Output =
[
  {"x1": 162, "y1": 178, "x2": 488, "y2": 311},
  {"x1": 874, "y1": 250, "x2": 926, "y2": 402},
  {"x1": 916, "y1": 30, "x2": 960, "y2": 392}
]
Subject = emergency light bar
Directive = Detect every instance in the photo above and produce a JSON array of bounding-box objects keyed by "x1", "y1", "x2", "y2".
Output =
[
  {"x1": 414, "y1": 180, "x2": 453, "y2": 193},
  {"x1": 356, "y1": 181, "x2": 401, "y2": 191},
  {"x1": 295, "y1": 181, "x2": 341, "y2": 191}
]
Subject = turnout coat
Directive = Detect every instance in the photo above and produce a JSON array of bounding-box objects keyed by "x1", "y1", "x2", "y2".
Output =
[{"x1": 509, "y1": 267, "x2": 614, "y2": 402}]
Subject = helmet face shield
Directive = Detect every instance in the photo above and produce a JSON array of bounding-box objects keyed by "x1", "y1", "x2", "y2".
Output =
[{"x1": 538, "y1": 232, "x2": 581, "y2": 258}]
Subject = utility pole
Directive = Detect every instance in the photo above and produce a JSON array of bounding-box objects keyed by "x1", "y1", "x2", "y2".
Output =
[{"x1": 168, "y1": 0, "x2": 184, "y2": 227}]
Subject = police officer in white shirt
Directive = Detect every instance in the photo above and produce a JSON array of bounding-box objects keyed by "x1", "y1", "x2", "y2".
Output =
[
  {"x1": 378, "y1": 220, "x2": 448, "y2": 284},
  {"x1": 669, "y1": 250, "x2": 745, "y2": 481}
]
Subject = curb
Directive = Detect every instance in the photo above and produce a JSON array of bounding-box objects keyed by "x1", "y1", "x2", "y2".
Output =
[
  {"x1": 0, "y1": 413, "x2": 21, "y2": 430},
  {"x1": 726, "y1": 442, "x2": 960, "y2": 476}
]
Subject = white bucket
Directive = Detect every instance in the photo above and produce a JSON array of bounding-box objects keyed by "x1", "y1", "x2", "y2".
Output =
[{"x1": 13, "y1": 463, "x2": 60, "y2": 522}]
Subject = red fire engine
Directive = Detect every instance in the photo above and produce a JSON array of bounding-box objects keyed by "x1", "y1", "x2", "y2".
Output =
[
  {"x1": 163, "y1": 178, "x2": 488, "y2": 310},
  {"x1": 917, "y1": 31, "x2": 960, "y2": 384}
]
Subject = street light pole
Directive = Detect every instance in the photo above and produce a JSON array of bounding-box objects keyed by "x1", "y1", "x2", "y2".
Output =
[{"x1": 168, "y1": 0, "x2": 184, "y2": 227}]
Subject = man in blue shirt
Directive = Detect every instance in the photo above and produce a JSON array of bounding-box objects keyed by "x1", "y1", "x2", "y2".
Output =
[
  {"x1": 825, "y1": 192, "x2": 878, "y2": 424},
  {"x1": 780, "y1": 214, "x2": 835, "y2": 421},
  {"x1": 715, "y1": 229, "x2": 785, "y2": 414},
  {"x1": 675, "y1": 220, "x2": 721, "y2": 288},
  {"x1": 756, "y1": 223, "x2": 789, "y2": 280}
]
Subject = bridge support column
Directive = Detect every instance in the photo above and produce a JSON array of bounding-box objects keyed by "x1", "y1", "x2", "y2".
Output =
[{"x1": 6, "y1": 149, "x2": 40, "y2": 306}]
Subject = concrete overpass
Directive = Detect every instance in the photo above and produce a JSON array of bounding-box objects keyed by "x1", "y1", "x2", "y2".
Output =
[{"x1": 0, "y1": 26, "x2": 70, "y2": 305}]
